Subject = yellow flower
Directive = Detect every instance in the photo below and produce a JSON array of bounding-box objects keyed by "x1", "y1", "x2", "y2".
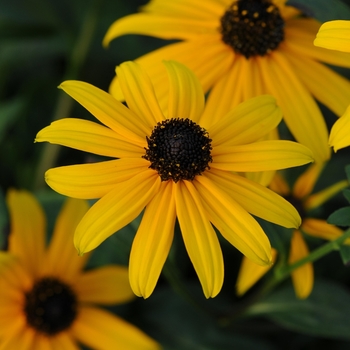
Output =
[
  {"x1": 0, "y1": 189, "x2": 160, "y2": 350},
  {"x1": 36, "y1": 60, "x2": 313, "y2": 298},
  {"x1": 314, "y1": 20, "x2": 350, "y2": 152},
  {"x1": 237, "y1": 163, "x2": 349, "y2": 299},
  {"x1": 103, "y1": 0, "x2": 350, "y2": 163}
]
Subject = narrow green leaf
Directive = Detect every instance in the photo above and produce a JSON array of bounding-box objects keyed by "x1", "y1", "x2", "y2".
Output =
[
  {"x1": 339, "y1": 245, "x2": 350, "y2": 265},
  {"x1": 342, "y1": 189, "x2": 350, "y2": 204},
  {"x1": 327, "y1": 207, "x2": 350, "y2": 226}
]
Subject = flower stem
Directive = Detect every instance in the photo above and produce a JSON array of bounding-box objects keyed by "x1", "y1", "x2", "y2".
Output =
[{"x1": 33, "y1": 0, "x2": 101, "y2": 190}]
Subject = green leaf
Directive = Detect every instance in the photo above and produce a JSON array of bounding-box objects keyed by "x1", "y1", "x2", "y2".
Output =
[
  {"x1": 342, "y1": 189, "x2": 350, "y2": 204},
  {"x1": 290, "y1": 0, "x2": 350, "y2": 21},
  {"x1": 327, "y1": 207, "x2": 350, "y2": 226},
  {"x1": 245, "y1": 279, "x2": 350, "y2": 339},
  {"x1": 339, "y1": 244, "x2": 350, "y2": 265}
]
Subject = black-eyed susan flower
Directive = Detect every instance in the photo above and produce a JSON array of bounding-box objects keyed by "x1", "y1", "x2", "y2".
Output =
[
  {"x1": 237, "y1": 163, "x2": 349, "y2": 299},
  {"x1": 314, "y1": 20, "x2": 350, "y2": 152},
  {"x1": 103, "y1": 0, "x2": 350, "y2": 163},
  {"x1": 36, "y1": 60, "x2": 314, "y2": 298},
  {"x1": 0, "y1": 189, "x2": 160, "y2": 349}
]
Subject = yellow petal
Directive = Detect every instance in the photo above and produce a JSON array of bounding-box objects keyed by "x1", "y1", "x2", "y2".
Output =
[
  {"x1": 164, "y1": 60, "x2": 205, "y2": 122},
  {"x1": 285, "y1": 18, "x2": 350, "y2": 67},
  {"x1": 205, "y1": 169, "x2": 301, "y2": 229},
  {"x1": 314, "y1": 20, "x2": 350, "y2": 53},
  {"x1": 35, "y1": 119, "x2": 144, "y2": 158},
  {"x1": 285, "y1": 50, "x2": 350, "y2": 117},
  {"x1": 129, "y1": 182, "x2": 176, "y2": 298},
  {"x1": 74, "y1": 170, "x2": 160, "y2": 254},
  {"x1": 116, "y1": 61, "x2": 164, "y2": 126},
  {"x1": 59, "y1": 80, "x2": 148, "y2": 143},
  {"x1": 236, "y1": 249, "x2": 278, "y2": 296},
  {"x1": 103, "y1": 14, "x2": 217, "y2": 46},
  {"x1": 72, "y1": 307, "x2": 160, "y2": 350},
  {"x1": 302, "y1": 218, "x2": 348, "y2": 243},
  {"x1": 212, "y1": 140, "x2": 314, "y2": 172},
  {"x1": 208, "y1": 95, "x2": 282, "y2": 147},
  {"x1": 292, "y1": 162, "x2": 325, "y2": 199},
  {"x1": 304, "y1": 179, "x2": 349, "y2": 211},
  {"x1": 269, "y1": 172, "x2": 291, "y2": 197},
  {"x1": 175, "y1": 181, "x2": 224, "y2": 298},
  {"x1": 257, "y1": 51, "x2": 330, "y2": 163},
  {"x1": 6, "y1": 189, "x2": 46, "y2": 279},
  {"x1": 74, "y1": 266, "x2": 135, "y2": 304},
  {"x1": 329, "y1": 105, "x2": 350, "y2": 152},
  {"x1": 42, "y1": 198, "x2": 90, "y2": 281},
  {"x1": 44, "y1": 333, "x2": 78, "y2": 350},
  {"x1": 289, "y1": 230, "x2": 313, "y2": 299},
  {"x1": 193, "y1": 174, "x2": 272, "y2": 265},
  {"x1": 45, "y1": 158, "x2": 150, "y2": 199}
]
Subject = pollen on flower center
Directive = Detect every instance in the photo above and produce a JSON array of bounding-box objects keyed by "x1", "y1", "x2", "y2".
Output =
[
  {"x1": 143, "y1": 118, "x2": 212, "y2": 182},
  {"x1": 24, "y1": 277, "x2": 78, "y2": 335},
  {"x1": 220, "y1": 0, "x2": 285, "y2": 58}
]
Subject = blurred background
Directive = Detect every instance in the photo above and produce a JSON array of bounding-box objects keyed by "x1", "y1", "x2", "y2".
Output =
[{"x1": 2, "y1": 0, "x2": 350, "y2": 349}]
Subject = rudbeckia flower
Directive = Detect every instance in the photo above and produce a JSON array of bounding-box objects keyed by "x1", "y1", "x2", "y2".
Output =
[
  {"x1": 36, "y1": 60, "x2": 313, "y2": 298},
  {"x1": 0, "y1": 189, "x2": 160, "y2": 349},
  {"x1": 314, "y1": 20, "x2": 350, "y2": 152},
  {"x1": 236, "y1": 163, "x2": 349, "y2": 299},
  {"x1": 103, "y1": 0, "x2": 350, "y2": 163}
]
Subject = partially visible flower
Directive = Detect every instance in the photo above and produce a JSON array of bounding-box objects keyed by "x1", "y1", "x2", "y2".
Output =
[
  {"x1": 0, "y1": 189, "x2": 160, "y2": 350},
  {"x1": 35, "y1": 60, "x2": 314, "y2": 298},
  {"x1": 236, "y1": 163, "x2": 349, "y2": 299},
  {"x1": 103, "y1": 0, "x2": 350, "y2": 163},
  {"x1": 314, "y1": 20, "x2": 350, "y2": 152}
]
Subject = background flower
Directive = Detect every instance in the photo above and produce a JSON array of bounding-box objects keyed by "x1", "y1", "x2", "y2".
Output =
[{"x1": 0, "y1": 189, "x2": 160, "y2": 349}]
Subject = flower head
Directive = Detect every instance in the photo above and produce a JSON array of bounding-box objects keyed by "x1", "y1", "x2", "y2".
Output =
[
  {"x1": 237, "y1": 163, "x2": 349, "y2": 299},
  {"x1": 35, "y1": 60, "x2": 313, "y2": 298},
  {"x1": 314, "y1": 20, "x2": 350, "y2": 152},
  {"x1": 103, "y1": 0, "x2": 350, "y2": 163},
  {"x1": 1, "y1": 189, "x2": 160, "y2": 349}
]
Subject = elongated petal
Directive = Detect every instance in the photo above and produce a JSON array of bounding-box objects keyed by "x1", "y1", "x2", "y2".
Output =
[
  {"x1": 314, "y1": 20, "x2": 350, "y2": 53},
  {"x1": 289, "y1": 230, "x2": 313, "y2": 299},
  {"x1": 212, "y1": 140, "x2": 314, "y2": 172},
  {"x1": 6, "y1": 190, "x2": 46, "y2": 279},
  {"x1": 116, "y1": 61, "x2": 164, "y2": 126},
  {"x1": 42, "y1": 198, "x2": 90, "y2": 281},
  {"x1": 269, "y1": 172, "x2": 291, "y2": 197},
  {"x1": 74, "y1": 170, "x2": 160, "y2": 254},
  {"x1": 1, "y1": 319, "x2": 36, "y2": 350},
  {"x1": 129, "y1": 182, "x2": 175, "y2": 298},
  {"x1": 193, "y1": 174, "x2": 272, "y2": 265},
  {"x1": 45, "y1": 333, "x2": 79, "y2": 350},
  {"x1": 59, "y1": 81, "x2": 148, "y2": 143},
  {"x1": 35, "y1": 119, "x2": 144, "y2": 158},
  {"x1": 45, "y1": 158, "x2": 149, "y2": 199},
  {"x1": 104, "y1": 14, "x2": 217, "y2": 45},
  {"x1": 301, "y1": 218, "x2": 348, "y2": 243},
  {"x1": 257, "y1": 51, "x2": 330, "y2": 163},
  {"x1": 72, "y1": 307, "x2": 160, "y2": 350},
  {"x1": 286, "y1": 50, "x2": 350, "y2": 117},
  {"x1": 330, "y1": 105, "x2": 350, "y2": 152},
  {"x1": 304, "y1": 180, "x2": 349, "y2": 211},
  {"x1": 236, "y1": 249, "x2": 277, "y2": 296},
  {"x1": 205, "y1": 169, "x2": 301, "y2": 228},
  {"x1": 285, "y1": 18, "x2": 350, "y2": 67},
  {"x1": 175, "y1": 181, "x2": 224, "y2": 298},
  {"x1": 73, "y1": 266, "x2": 134, "y2": 304},
  {"x1": 208, "y1": 95, "x2": 282, "y2": 147},
  {"x1": 164, "y1": 60, "x2": 205, "y2": 122},
  {"x1": 292, "y1": 163, "x2": 325, "y2": 199}
]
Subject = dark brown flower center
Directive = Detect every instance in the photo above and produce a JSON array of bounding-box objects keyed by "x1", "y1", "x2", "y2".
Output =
[
  {"x1": 284, "y1": 195, "x2": 306, "y2": 220},
  {"x1": 220, "y1": 0, "x2": 285, "y2": 58},
  {"x1": 24, "y1": 277, "x2": 78, "y2": 335},
  {"x1": 143, "y1": 118, "x2": 212, "y2": 182}
]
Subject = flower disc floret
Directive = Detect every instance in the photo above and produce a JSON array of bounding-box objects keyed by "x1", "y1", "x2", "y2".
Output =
[
  {"x1": 220, "y1": 0, "x2": 285, "y2": 58},
  {"x1": 143, "y1": 118, "x2": 212, "y2": 182},
  {"x1": 24, "y1": 277, "x2": 77, "y2": 335}
]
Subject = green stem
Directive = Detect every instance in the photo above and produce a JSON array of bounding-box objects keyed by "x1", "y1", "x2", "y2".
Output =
[{"x1": 33, "y1": 0, "x2": 101, "y2": 190}]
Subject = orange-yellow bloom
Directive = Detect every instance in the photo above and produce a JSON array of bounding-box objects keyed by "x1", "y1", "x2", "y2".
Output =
[
  {"x1": 104, "y1": 0, "x2": 350, "y2": 163},
  {"x1": 36, "y1": 61, "x2": 313, "y2": 298},
  {"x1": 0, "y1": 189, "x2": 160, "y2": 349}
]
